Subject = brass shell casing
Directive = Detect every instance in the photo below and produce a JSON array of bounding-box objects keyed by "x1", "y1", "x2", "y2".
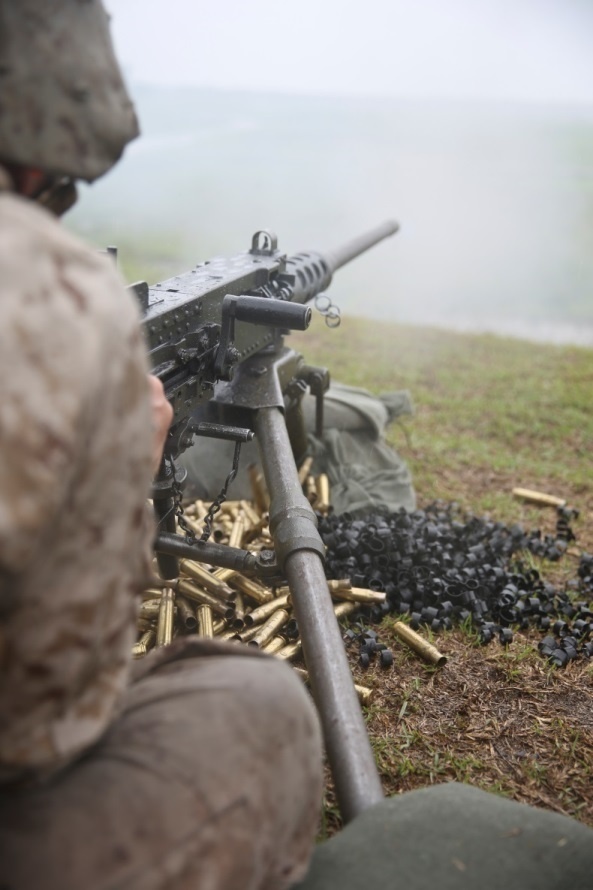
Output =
[
  {"x1": 133, "y1": 628, "x2": 156, "y2": 658},
  {"x1": 248, "y1": 464, "x2": 269, "y2": 513},
  {"x1": 196, "y1": 604, "x2": 214, "y2": 638},
  {"x1": 235, "y1": 623, "x2": 263, "y2": 643},
  {"x1": 281, "y1": 579, "x2": 351, "y2": 602},
  {"x1": 304, "y1": 475, "x2": 317, "y2": 505},
  {"x1": 331, "y1": 587, "x2": 387, "y2": 605},
  {"x1": 392, "y1": 621, "x2": 447, "y2": 667},
  {"x1": 297, "y1": 455, "x2": 314, "y2": 485},
  {"x1": 156, "y1": 588, "x2": 175, "y2": 648},
  {"x1": 333, "y1": 601, "x2": 359, "y2": 620},
  {"x1": 218, "y1": 627, "x2": 242, "y2": 642},
  {"x1": 262, "y1": 635, "x2": 287, "y2": 655},
  {"x1": 177, "y1": 578, "x2": 236, "y2": 620},
  {"x1": 240, "y1": 500, "x2": 262, "y2": 527},
  {"x1": 512, "y1": 487, "x2": 566, "y2": 508},
  {"x1": 248, "y1": 609, "x2": 290, "y2": 648},
  {"x1": 227, "y1": 573, "x2": 274, "y2": 606},
  {"x1": 176, "y1": 595, "x2": 198, "y2": 631},
  {"x1": 212, "y1": 567, "x2": 234, "y2": 583},
  {"x1": 316, "y1": 474, "x2": 330, "y2": 513},
  {"x1": 293, "y1": 667, "x2": 374, "y2": 707},
  {"x1": 177, "y1": 514, "x2": 204, "y2": 537},
  {"x1": 136, "y1": 617, "x2": 154, "y2": 634},
  {"x1": 327, "y1": 579, "x2": 353, "y2": 592},
  {"x1": 140, "y1": 586, "x2": 165, "y2": 600},
  {"x1": 232, "y1": 592, "x2": 246, "y2": 627},
  {"x1": 139, "y1": 598, "x2": 164, "y2": 619},
  {"x1": 244, "y1": 593, "x2": 290, "y2": 627},
  {"x1": 179, "y1": 560, "x2": 236, "y2": 602},
  {"x1": 228, "y1": 513, "x2": 247, "y2": 549},
  {"x1": 276, "y1": 639, "x2": 302, "y2": 661}
]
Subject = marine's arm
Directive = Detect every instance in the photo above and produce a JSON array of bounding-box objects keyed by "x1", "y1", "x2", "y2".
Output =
[{"x1": 0, "y1": 193, "x2": 154, "y2": 782}]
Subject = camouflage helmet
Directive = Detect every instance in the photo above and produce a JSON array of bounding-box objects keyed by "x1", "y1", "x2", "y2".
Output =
[{"x1": 0, "y1": 0, "x2": 139, "y2": 182}]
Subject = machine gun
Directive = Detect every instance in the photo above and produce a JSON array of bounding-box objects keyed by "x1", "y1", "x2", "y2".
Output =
[{"x1": 136, "y1": 221, "x2": 398, "y2": 823}]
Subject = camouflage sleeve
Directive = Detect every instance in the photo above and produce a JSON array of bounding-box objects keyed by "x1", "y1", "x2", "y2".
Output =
[{"x1": 0, "y1": 194, "x2": 154, "y2": 781}]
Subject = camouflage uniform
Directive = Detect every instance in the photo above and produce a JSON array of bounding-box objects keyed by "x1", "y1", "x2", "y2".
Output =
[
  {"x1": 0, "y1": 181, "x2": 323, "y2": 888},
  {"x1": 0, "y1": 188, "x2": 154, "y2": 783}
]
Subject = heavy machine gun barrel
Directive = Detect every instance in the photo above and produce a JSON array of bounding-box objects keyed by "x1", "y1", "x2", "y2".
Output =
[{"x1": 322, "y1": 219, "x2": 400, "y2": 274}]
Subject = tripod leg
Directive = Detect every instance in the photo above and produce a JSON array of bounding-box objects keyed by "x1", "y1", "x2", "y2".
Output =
[{"x1": 255, "y1": 406, "x2": 383, "y2": 823}]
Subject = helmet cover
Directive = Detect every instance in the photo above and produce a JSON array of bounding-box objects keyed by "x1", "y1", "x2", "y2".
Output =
[{"x1": 0, "y1": 0, "x2": 139, "y2": 181}]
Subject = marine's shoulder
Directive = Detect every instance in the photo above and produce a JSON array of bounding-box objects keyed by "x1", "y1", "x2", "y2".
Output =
[
  {"x1": 0, "y1": 193, "x2": 137, "y2": 323},
  {"x1": 0, "y1": 192, "x2": 95, "y2": 259}
]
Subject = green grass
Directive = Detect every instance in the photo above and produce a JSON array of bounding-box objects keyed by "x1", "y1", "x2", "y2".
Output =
[{"x1": 292, "y1": 315, "x2": 593, "y2": 525}]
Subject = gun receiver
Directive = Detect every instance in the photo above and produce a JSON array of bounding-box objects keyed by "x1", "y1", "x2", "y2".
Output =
[
  {"x1": 139, "y1": 221, "x2": 399, "y2": 823},
  {"x1": 138, "y1": 220, "x2": 398, "y2": 454}
]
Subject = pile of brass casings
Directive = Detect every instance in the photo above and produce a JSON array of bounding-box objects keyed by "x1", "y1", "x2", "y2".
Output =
[
  {"x1": 137, "y1": 472, "x2": 377, "y2": 703},
  {"x1": 139, "y1": 469, "x2": 447, "y2": 688}
]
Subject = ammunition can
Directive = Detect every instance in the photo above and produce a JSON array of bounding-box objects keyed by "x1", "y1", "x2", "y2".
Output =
[
  {"x1": 156, "y1": 588, "x2": 175, "y2": 648},
  {"x1": 392, "y1": 621, "x2": 447, "y2": 667},
  {"x1": 248, "y1": 608, "x2": 290, "y2": 648}
]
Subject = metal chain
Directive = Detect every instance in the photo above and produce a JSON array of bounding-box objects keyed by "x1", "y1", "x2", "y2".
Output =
[
  {"x1": 199, "y1": 442, "x2": 243, "y2": 542},
  {"x1": 171, "y1": 441, "x2": 244, "y2": 544},
  {"x1": 171, "y1": 470, "x2": 197, "y2": 543}
]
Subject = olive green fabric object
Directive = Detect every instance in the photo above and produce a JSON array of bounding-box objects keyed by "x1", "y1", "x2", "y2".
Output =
[
  {"x1": 294, "y1": 783, "x2": 593, "y2": 890},
  {"x1": 304, "y1": 384, "x2": 416, "y2": 516},
  {"x1": 180, "y1": 383, "x2": 416, "y2": 515}
]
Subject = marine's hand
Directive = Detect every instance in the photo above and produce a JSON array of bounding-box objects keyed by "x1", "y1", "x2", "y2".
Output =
[{"x1": 148, "y1": 375, "x2": 173, "y2": 472}]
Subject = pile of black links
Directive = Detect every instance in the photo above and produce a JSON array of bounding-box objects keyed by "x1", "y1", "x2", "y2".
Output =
[{"x1": 318, "y1": 502, "x2": 593, "y2": 668}]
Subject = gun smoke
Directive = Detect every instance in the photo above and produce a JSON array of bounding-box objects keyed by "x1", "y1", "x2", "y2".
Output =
[{"x1": 68, "y1": 88, "x2": 593, "y2": 347}]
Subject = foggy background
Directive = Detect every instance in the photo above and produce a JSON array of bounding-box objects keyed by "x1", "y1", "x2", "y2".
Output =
[{"x1": 67, "y1": 0, "x2": 593, "y2": 345}]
